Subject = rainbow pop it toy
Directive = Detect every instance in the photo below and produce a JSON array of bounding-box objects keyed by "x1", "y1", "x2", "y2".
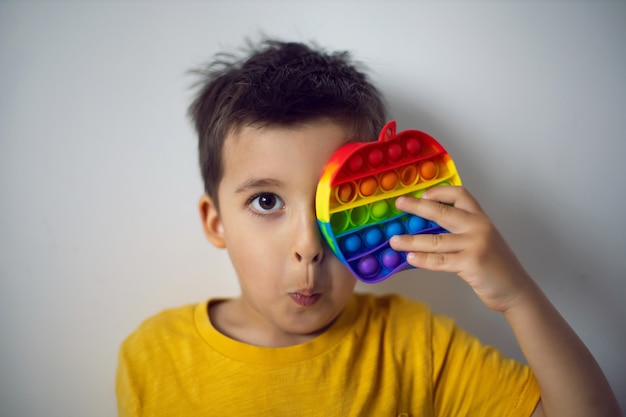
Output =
[{"x1": 316, "y1": 120, "x2": 462, "y2": 283}]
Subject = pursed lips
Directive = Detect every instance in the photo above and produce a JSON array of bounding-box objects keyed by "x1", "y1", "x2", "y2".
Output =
[{"x1": 289, "y1": 290, "x2": 321, "y2": 307}]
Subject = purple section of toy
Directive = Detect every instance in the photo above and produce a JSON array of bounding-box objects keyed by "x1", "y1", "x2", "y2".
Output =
[{"x1": 346, "y1": 225, "x2": 448, "y2": 282}]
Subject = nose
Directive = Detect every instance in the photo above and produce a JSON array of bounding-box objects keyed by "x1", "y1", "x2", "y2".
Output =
[{"x1": 292, "y1": 208, "x2": 324, "y2": 264}]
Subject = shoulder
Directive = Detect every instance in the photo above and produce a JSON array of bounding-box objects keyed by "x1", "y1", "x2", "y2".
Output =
[{"x1": 119, "y1": 301, "x2": 204, "y2": 358}]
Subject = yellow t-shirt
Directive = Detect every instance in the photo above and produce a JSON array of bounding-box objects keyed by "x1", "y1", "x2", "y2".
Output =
[{"x1": 116, "y1": 293, "x2": 540, "y2": 417}]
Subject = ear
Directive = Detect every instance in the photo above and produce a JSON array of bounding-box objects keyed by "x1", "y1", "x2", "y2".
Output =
[{"x1": 198, "y1": 194, "x2": 226, "y2": 249}]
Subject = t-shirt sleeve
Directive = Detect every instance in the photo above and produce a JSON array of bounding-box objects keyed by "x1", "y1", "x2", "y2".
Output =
[
  {"x1": 116, "y1": 334, "x2": 144, "y2": 417},
  {"x1": 431, "y1": 314, "x2": 541, "y2": 417},
  {"x1": 115, "y1": 303, "x2": 200, "y2": 417}
]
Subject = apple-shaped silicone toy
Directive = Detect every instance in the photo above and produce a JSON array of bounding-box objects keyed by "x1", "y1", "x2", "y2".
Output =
[{"x1": 316, "y1": 120, "x2": 462, "y2": 283}]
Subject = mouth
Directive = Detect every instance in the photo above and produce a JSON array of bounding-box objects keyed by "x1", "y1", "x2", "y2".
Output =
[{"x1": 289, "y1": 292, "x2": 321, "y2": 307}]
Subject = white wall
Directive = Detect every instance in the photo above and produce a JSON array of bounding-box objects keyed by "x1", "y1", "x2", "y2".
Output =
[{"x1": 1, "y1": 1, "x2": 625, "y2": 415}]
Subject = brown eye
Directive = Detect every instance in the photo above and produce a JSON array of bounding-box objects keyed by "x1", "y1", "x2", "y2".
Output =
[
  {"x1": 258, "y1": 194, "x2": 276, "y2": 210},
  {"x1": 250, "y1": 193, "x2": 284, "y2": 214}
]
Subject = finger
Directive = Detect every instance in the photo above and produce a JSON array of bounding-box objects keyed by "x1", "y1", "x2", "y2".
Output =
[
  {"x1": 405, "y1": 251, "x2": 463, "y2": 273},
  {"x1": 421, "y1": 186, "x2": 483, "y2": 215},
  {"x1": 395, "y1": 195, "x2": 471, "y2": 233},
  {"x1": 390, "y1": 232, "x2": 468, "y2": 254}
]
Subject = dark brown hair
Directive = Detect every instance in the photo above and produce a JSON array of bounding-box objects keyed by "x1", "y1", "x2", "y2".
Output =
[{"x1": 188, "y1": 38, "x2": 387, "y2": 210}]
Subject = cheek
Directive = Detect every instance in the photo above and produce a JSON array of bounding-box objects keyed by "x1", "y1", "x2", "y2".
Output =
[
  {"x1": 336, "y1": 266, "x2": 358, "y2": 289},
  {"x1": 224, "y1": 226, "x2": 284, "y2": 273}
]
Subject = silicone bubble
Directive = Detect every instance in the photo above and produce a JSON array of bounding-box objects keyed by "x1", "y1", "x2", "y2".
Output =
[
  {"x1": 316, "y1": 120, "x2": 461, "y2": 283},
  {"x1": 363, "y1": 227, "x2": 384, "y2": 248},
  {"x1": 370, "y1": 200, "x2": 390, "y2": 220},
  {"x1": 420, "y1": 160, "x2": 438, "y2": 181},
  {"x1": 342, "y1": 233, "x2": 362, "y2": 254},
  {"x1": 379, "y1": 171, "x2": 399, "y2": 192},
  {"x1": 400, "y1": 165, "x2": 418, "y2": 186},
  {"x1": 330, "y1": 211, "x2": 349, "y2": 233},
  {"x1": 336, "y1": 182, "x2": 356, "y2": 204},
  {"x1": 347, "y1": 154, "x2": 364, "y2": 173},
  {"x1": 407, "y1": 215, "x2": 428, "y2": 234},
  {"x1": 367, "y1": 148, "x2": 384, "y2": 167},
  {"x1": 350, "y1": 206, "x2": 369, "y2": 226},
  {"x1": 384, "y1": 221, "x2": 405, "y2": 239},
  {"x1": 381, "y1": 248, "x2": 403, "y2": 269},
  {"x1": 386, "y1": 142, "x2": 403, "y2": 162},
  {"x1": 358, "y1": 255, "x2": 380, "y2": 277},
  {"x1": 404, "y1": 137, "x2": 421, "y2": 156},
  {"x1": 359, "y1": 177, "x2": 378, "y2": 197}
]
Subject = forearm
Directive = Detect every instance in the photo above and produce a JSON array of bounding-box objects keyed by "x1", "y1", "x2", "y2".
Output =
[{"x1": 503, "y1": 276, "x2": 622, "y2": 417}]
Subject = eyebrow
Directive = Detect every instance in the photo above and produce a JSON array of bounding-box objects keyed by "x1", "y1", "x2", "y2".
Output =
[{"x1": 234, "y1": 177, "x2": 285, "y2": 194}]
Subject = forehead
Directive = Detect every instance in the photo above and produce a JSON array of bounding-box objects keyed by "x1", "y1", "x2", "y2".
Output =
[{"x1": 220, "y1": 121, "x2": 353, "y2": 185}]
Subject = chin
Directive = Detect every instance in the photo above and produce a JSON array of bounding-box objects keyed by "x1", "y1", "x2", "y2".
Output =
[{"x1": 284, "y1": 311, "x2": 337, "y2": 337}]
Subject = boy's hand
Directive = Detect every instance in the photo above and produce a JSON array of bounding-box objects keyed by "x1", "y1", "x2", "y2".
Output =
[{"x1": 389, "y1": 186, "x2": 532, "y2": 313}]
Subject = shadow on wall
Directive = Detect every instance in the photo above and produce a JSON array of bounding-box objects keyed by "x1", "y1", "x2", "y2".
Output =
[{"x1": 358, "y1": 93, "x2": 626, "y2": 406}]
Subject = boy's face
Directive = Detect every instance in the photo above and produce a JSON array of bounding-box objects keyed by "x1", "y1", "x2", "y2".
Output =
[{"x1": 200, "y1": 119, "x2": 357, "y2": 345}]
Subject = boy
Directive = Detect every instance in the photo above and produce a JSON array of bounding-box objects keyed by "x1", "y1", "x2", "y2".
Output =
[{"x1": 116, "y1": 39, "x2": 621, "y2": 416}]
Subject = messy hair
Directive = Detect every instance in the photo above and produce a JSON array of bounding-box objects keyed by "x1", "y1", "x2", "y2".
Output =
[{"x1": 188, "y1": 38, "x2": 387, "y2": 210}]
